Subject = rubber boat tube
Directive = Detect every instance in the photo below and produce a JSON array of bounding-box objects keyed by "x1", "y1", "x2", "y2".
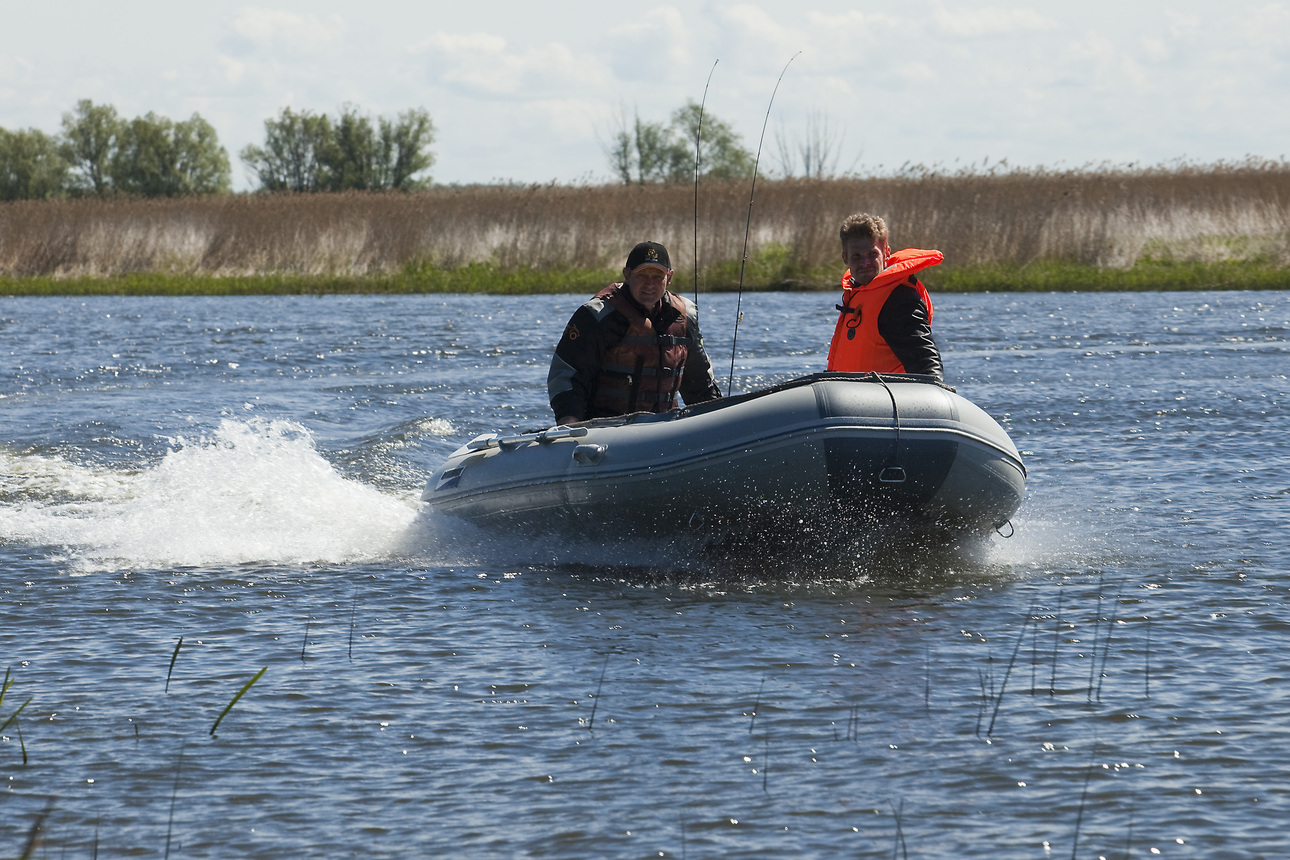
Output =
[{"x1": 422, "y1": 373, "x2": 1026, "y2": 551}]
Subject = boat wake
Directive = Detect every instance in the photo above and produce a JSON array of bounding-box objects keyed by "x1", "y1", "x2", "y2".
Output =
[{"x1": 0, "y1": 418, "x2": 420, "y2": 574}]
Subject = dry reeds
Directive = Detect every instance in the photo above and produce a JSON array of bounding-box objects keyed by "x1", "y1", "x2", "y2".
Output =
[{"x1": 1, "y1": 159, "x2": 1287, "y2": 286}]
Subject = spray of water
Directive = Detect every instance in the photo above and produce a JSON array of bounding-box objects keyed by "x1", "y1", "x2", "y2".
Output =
[{"x1": 0, "y1": 418, "x2": 420, "y2": 573}]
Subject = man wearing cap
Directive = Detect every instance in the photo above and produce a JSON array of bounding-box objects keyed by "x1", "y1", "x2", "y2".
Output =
[{"x1": 548, "y1": 241, "x2": 721, "y2": 425}]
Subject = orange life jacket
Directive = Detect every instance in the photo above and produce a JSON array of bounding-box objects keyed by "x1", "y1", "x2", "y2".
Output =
[
  {"x1": 590, "y1": 285, "x2": 692, "y2": 415},
  {"x1": 826, "y1": 248, "x2": 942, "y2": 373}
]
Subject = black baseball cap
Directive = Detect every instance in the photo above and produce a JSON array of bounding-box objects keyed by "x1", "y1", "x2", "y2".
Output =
[{"x1": 625, "y1": 241, "x2": 671, "y2": 272}]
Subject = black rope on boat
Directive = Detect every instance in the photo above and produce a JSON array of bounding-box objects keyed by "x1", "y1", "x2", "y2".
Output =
[
  {"x1": 995, "y1": 520, "x2": 1016, "y2": 538},
  {"x1": 870, "y1": 372, "x2": 906, "y2": 483}
]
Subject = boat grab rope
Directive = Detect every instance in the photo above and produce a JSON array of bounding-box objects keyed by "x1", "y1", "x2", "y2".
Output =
[{"x1": 869, "y1": 372, "x2": 907, "y2": 484}]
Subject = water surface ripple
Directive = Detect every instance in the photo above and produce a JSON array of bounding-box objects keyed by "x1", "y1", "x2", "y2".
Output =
[{"x1": 2, "y1": 291, "x2": 1288, "y2": 857}]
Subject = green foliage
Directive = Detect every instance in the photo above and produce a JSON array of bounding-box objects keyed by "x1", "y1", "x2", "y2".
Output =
[
  {"x1": 0, "y1": 126, "x2": 69, "y2": 201},
  {"x1": 378, "y1": 108, "x2": 436, "y2": 191},
  {"x1": 670, "y1": 102, "x2": 754, "y2": 181},
  {"x1": 240, "y1": 108, "x2": 334, "y2": 192},
  {"x1": 6, "y1": 257, "x2": 1287, "y2": 297},
  {"x1": 59, "y1": 99, "x2": 120, "y2": 196},
  {"x1": 112, "y1": 112, "x2": 232, "y2": 197},
  {"x1": 241, "y1": 106, "x2": 436, "y2": 193},
  {"x1": 607, "y1": 101, "x2": 753, "y2": 185}
]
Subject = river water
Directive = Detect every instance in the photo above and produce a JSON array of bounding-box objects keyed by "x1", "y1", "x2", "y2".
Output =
[{"x1": 1, "y1": 290, "x2": 1287, "y2": 858}]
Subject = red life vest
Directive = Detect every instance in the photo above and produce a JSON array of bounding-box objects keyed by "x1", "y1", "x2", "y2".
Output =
[
  {"x1": 827, "y1": 248, "x2": 942, "y2": 373},
  {"x1": 590, "y1": 284, "x2": 692, "y2": 416}
]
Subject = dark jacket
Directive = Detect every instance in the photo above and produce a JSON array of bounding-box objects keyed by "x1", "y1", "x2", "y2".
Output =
[{"x1": 548, "y1": 285, "x2": 721, "y2": 421}]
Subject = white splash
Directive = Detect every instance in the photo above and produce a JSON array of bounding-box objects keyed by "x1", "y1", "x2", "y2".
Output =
[{"x1": 0, "y1": 418, "x2": 420, "y2": 573}]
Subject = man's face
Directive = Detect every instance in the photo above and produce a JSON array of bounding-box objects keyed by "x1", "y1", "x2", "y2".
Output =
[
  {"x1": 624, "y1": 265, "x2": 671, "y2": 308},
  {"x1": 841, "y1": 234, "x2": 890, "y2": 286}
]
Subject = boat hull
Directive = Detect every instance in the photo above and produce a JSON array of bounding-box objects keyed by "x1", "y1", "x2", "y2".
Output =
[{"x1": 422, "y1": 373, "x2": 1026, "y2": 554}]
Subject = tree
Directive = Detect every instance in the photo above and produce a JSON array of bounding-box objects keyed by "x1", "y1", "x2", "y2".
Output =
[
  {"x1": 111, "y1": 112, "x2": 231, "y2": 196},
  {"x1": 605, "y1": 102, "x2": 753, "y2": 185},
  {"x1": 241, "y1": 108, "x2": 335, "y2": 193},
  {"x1": 670, "y1": 102, "x2": 754, "y2": 182},
  {"x1": 242, "y1": 105, "x2": 435, "y2": 193},
  {"x1": 773, "y1": 111, "x2": 846, "y2": 179},
  {"x1": 59, "y1": 99, "x2": 121, "y2": 196},
  {"x1": 376, "y1": 108, "x2": 435, "y2": 191},
  {"x1": 0, "y1": 127, "x2": 69, "y2": 201},
  {"x1": 328, "y1": 105, "x2": 377, "y2": 191}
]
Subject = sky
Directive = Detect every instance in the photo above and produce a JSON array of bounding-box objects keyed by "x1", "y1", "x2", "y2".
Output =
[{"x1": 3, "y1": 1, "x2": 1288, "y2": 189}]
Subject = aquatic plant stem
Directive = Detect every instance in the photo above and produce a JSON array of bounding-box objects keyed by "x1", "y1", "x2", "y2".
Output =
[
  {"x1": 348, "y1": 582, "x2": 358, "y2": 663},
  {"x1": 1087, "y1": 573, "x2": 1104, "y2": 701},
  {"x1": 210, "y1": 667, "x2": 267, "y2": 736},
  {"x1": 1070, "y1": 747, "x2": 1099, "y2": 860},
  {"x1": 1050, "y1": 581, "x2": 1064, "y2": 695},
  {"x1": 987, "y1": 606, "x2": 1033, "y2": 738},
  {"x1": 587, "y1": 655, "x2": 608, "y2": 730},
  {"x1": 1096, "y1": 580, "x2": 1125, "y2": 702},
  {"x1": 924, "y1": 644, "x2": 931, "y2": 715},
  {"x1": 163, "y1": 747, "x2": 184, "y2": 860},
  {"x1": 18, "y1": 796, "x2": 54, "y2": 860},
  {"x1": 749, "y1": 673, "x2": 766, "y2": 734},
  {"x1": 1145, "y1": 616, "x2": 1152, "y2": 698},
  {"x1": 892, "y1": 799, "x2": 909, "y2": 860},
  {"x1": 166, "y1": 636, "x2": 183, "y2": 693}
]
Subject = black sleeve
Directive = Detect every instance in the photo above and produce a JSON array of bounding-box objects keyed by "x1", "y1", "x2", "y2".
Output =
[
  {"x1": 547, "y1": 305, "x2": 622, "y2": 421},
  {"x1": 679, "y1": 306, "x2": 722, "y2": 406},
  {"x1": 877, "y1": 283, "x2": 943, "y2": 381}
]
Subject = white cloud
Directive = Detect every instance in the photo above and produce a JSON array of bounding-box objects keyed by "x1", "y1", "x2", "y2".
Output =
[
  {"x1": 414, "y1": 32, "x2": 606, "y2": 99},
  {"x1": 606, "y1": 6, "x2": 692, "y2": 82},
  {"x1": 932, "y1": 5, "x2": 1059, "y2": 37},
  {"x1": 229, "y1": 6, "x2": 346, "y2": 53}
]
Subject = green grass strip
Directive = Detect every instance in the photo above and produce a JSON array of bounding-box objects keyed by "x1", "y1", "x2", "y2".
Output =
[
  {"x1": 2, "y1": 257, "x2": 1288, "y2": 296},
  {"x1": 210, "y1": 667, "x2": 267, "y2": 736}
]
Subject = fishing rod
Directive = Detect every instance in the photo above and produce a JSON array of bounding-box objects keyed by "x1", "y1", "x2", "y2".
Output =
[
  {"x1": 726, "y1": 51, "x2": 800, "y2": 396},
  {"x1": 693, "y1": 59, "x2": 718, "y2": 322}
]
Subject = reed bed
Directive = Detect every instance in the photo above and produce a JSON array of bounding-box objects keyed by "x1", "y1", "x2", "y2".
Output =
[{"x1": 2, "y1": 160, "x2": 1288, "y2": 293}]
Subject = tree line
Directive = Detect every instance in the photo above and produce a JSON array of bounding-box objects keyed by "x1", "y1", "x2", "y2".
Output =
[
  {"x1": 2, "y1": 97, "x2": 841, "y2": 201},
  {"x1": 0, "y1": 100, "x2": 437, "y2": 201}
]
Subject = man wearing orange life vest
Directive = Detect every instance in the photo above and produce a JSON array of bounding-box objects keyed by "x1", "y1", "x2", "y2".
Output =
[
  {"x1": 826, "y1": 213, "x2": 943, "y2": 381},
  {"x1": 548, "y1": 241, "x2": 721, "y2": 425}
]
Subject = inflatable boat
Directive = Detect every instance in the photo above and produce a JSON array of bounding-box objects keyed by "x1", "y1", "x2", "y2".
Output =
[{"x1": 422, "y1": 373, "x2": 1025, "y2": 557}]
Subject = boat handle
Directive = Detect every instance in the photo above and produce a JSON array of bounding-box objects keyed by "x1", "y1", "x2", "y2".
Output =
[
  {"x1": 572, "y1": 443, "x2": 606, "y2": 465},
  {"x1": 878, "y1": 465, "x2": 907, "y2": 483}
]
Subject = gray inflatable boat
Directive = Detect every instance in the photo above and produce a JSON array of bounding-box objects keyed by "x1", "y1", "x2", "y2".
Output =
[
  {"x1": 425, "y1": 373, "x2": 1026, "y2": 554},
  {"x1": 423, "y1": 373, "x2": 1025, "y2": 554}
]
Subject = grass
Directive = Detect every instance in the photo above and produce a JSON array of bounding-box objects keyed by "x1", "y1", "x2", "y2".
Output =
[{"x1": 2, "y1": 160, "x2": 1288, "y2": 294}]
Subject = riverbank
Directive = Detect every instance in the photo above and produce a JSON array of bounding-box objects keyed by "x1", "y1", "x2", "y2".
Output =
[
  {"x1": 3, "y1": 257, "x2": 1287, "y2": 295},
  {"x1": 3, "y1": 161, "x2": 1287, "y2": 294}
]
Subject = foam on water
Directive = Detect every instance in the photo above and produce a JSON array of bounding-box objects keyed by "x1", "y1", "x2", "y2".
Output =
[{"x1": 0, "y1": 418, "x2": 420, "y2": 573}]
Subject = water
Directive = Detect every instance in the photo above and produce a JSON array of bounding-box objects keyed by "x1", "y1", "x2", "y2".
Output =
[{"x1": 1, "y1": 290, "x2": 1287, "y2": 858}]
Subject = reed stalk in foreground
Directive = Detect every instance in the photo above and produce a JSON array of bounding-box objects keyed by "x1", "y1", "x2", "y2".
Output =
[
  {"x1": 210, "y1": 667, "x2": 268, "y2": 736},
  {"x1": 586, "y1": 655, "x2": 609, "y2": 730},
  {"x1": 165, "y1": 636, "x2": 183, "y2": 693}
]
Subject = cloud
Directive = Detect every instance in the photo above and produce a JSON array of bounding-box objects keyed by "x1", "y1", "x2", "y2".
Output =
[
  {"x1": 413, "y1": 32, "x2": 606, "y2": 99},
  {"x1": 932, "y1": 5, "x2": 1059, "y2": 37},
  {"x1": 228, "y1": 6, "x2": 346, "y2": 54},
  {"x1": 607, "y1": 6, "x2": 691, "y2": 82}
]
